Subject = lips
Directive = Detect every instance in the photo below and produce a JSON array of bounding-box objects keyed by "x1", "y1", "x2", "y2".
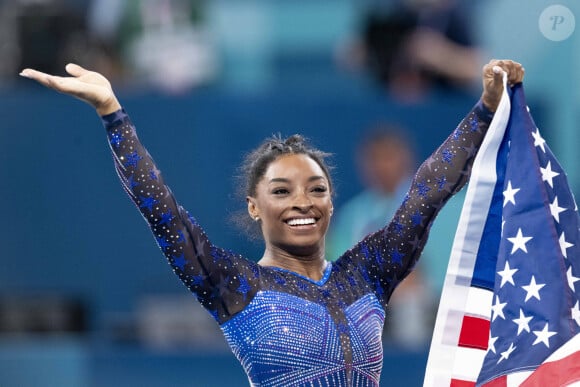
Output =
[{"x1": 285, "y1": 217, "x2": 317, "y2": 226}]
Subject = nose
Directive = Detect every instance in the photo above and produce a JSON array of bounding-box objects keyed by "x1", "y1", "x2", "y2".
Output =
[
  {"x1": 293, "y1": 192, "x2": 313, "y2": 212},
  {"x1": 294, "y1": 203, "x2": 313, "y2": 212}
]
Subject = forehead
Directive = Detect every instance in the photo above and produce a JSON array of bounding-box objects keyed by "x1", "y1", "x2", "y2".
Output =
[{"x1": 263, "y1": 154, "x2": 326, "y2": 180}]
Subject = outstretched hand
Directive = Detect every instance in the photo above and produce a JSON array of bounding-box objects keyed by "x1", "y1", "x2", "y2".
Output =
[
  {"x1": 20, "y1": 64, "x2": 121, "y2": 116},
  {"x1": 481, "y1": 59, "x2": 525, "y2": 112}
]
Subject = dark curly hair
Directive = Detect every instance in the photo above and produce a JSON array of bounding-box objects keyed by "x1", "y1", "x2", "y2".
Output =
[{"x1": 232, "y1": 134, "x2": 334, "y2": 240}]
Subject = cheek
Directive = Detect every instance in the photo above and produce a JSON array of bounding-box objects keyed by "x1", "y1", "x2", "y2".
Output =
[
  {"x1": 322, "y1": 197, "x2": 333, "y2": 212},
  {"x1": 258, "y1": 201, "x2": 284, "y2": 224}
]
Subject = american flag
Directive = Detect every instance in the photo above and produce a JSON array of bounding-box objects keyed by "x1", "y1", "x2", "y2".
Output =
[{"x1": 424, "y1": 80, "x2": 580, "y2": 386}]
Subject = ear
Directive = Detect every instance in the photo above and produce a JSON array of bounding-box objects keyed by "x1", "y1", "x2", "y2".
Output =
[{"x1": 246, "y1": 196, "x2": 259, "y2": 220}]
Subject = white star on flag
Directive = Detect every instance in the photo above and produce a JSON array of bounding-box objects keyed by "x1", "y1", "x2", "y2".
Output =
[
  {"x1": 497, "y1": 261, "x2": 518, "y2": 287},
  {"x1": 531, "y1": 127, "x2": 546, "y2": 153},
  {"x1": 572, "y1": 302, "x2": 580, "y2": 327},
  {"x1": 497, "y1": 342, "x2": 516, "y2": 364},
  {"x1": 488, "y1": 335, "x2": 498, "y2": 354},
  {"x1": 567, "y1": 267, "x2": 580, "y2": 291},
  {"x1": 503, "y1": 181, "x2": 520, "y2": 207},
  {"x1": 559, "y1": 232, "x2": 574, "y2": 258},
  {"x1": 507, "y1": 228, "x2": 533, "y2": 254},
  {"x1": 549, "y1": 196, "x2": 567, "y2": 223},
  {"x1": 491, "y1": 295, "x2": 507, "y2": 322},
  {"x1": 522, "y1": 276, "x2": 545, "y2": 302},
  {"x1": 540, "y1": 161, "x2": 559, "y2": 188},
  {"x1": 512, "y1": 308, "x2": 533, "y2": 335},
  {"x1": 532, "y1": 323, "x2": 557, "y2": 347}
]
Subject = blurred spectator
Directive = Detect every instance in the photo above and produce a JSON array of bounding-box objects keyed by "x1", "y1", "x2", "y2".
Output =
[
  {"x1": 338, "y1": 0, "x2": 482, "y2": 102},
  {"x1": 0, "y1": 0, "x2": 93, "y2": 84},
  {"x1": 326, "y1": 125, "x2": 434, "y2": 349},
  {"x1": 327, "y1": 126, "x2": 415, "y2": 258},
  {"x1": 109, "y1": 0, "x2": 217, "y2": 93}
]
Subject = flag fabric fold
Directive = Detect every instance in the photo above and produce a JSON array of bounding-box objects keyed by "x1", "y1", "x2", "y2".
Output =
[{"x1": 424, "y1": 79, "x2": 580, "y2": 387}]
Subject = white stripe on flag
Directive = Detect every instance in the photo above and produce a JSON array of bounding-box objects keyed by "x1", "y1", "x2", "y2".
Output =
[
  {"x1": 452, "y1": 346, "x2": 488, "y2": 381},
  {"x1": 465, "y1": 287, "x2": 493, "y2": 319},
  {"x1": 506, "y1": 371, "x2": 532, "y2": 386}
]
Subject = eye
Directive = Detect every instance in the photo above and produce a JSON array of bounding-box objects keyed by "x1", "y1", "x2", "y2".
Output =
[
  {"x1": 272, "y1": 187, "x2": 290, "y2": 195},
  {"x1": 312, "y1": 186, "x2": 328, "y2": 194}
]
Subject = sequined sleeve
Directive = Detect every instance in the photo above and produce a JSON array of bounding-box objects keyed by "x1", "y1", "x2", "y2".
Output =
[
  {"x1": 336, "y1": 101, "x2": 494, "y2": 307},
  {"x1": 101, "y1": 109, "x2": 259, "y2": 323}
]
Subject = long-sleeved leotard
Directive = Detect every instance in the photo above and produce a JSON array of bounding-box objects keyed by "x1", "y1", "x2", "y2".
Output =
[{"x1": 102, "y1": 102, "x2": 493, "y2": 386}]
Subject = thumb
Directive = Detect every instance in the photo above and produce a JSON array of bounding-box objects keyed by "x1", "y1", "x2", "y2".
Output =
[
  {"x1": 492, "y1": 65, "x2": 506, "y2": 82},
  {"x1": 65, "y1": 63, "x2": 89, "y2": 77}
]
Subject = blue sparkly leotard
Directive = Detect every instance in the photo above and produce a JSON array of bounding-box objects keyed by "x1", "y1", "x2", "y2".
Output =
[{"x1": 102, "y1": 102, "x2": 493, "y2": 386}]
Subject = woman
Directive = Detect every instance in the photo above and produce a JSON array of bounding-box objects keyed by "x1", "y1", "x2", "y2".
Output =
[{"x1": 20, "y1": 59, "x2": 523, "y2": 386}]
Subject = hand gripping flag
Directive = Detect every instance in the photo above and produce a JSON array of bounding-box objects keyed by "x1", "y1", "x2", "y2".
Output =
[{"x1": 424, "y1": 76, "x2": 580, "y2": 386}]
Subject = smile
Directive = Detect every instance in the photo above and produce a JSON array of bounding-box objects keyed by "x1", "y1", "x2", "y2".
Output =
[{"x1": 285, "y1": 218, "x2": 316, "y2": 226}]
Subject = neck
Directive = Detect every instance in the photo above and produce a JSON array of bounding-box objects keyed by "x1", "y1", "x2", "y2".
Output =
[{"x1": 258, "y1": 247, "x2": 328, "y2": 281}]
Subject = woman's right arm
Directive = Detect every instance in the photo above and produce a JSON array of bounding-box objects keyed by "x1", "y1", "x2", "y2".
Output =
[
  {"x1": 21, "y1": 64, "x2": 259, "y2": 323},
  {"x1": 102, "y1": 110, "x2": 259, "y2": 322}
]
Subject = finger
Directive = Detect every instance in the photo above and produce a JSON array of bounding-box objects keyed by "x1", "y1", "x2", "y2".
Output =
[
  {"x1": 19, "y1": 68, "x2": 57, "y2": 88},
  {"x1": 505, "y1": 62, "x2": 524, "y2": 84},
  {"x1": 65, "y1": 63, "x2": 89, "y2": 78},
  {"x1": 511, "y1": 65, "x2": 524, "y2": 84},
  {"x1": 20, "y1": 68, "x2": 49, "y2": 81},
  {"x1": 493, "y1": 59, "x2": 509, "y2": 75},
  {"x1": 492, "y1": 65, "x2": 505, "y2": 81},
  {"x1": 20, "y1": 68, "x2": 82, "y2": 95},
  {"x1": 517, "y1": 67, "x2": 525, "y2": 83},
  {"x1": 484, "y1": 62, "x2": 504, "y2": 87}
]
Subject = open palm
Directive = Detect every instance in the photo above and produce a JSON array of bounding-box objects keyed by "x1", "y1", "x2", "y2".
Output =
[{"x1": 20, "y1": 63, "x2": 121, "y2": 115}]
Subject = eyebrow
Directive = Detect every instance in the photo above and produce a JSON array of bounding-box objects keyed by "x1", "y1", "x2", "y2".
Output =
[{"x1": 268, "y1": 176, "x2": 326, "y2": 184}]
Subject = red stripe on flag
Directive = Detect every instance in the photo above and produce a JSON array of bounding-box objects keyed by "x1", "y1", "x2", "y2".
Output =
[
  {"x1": 458, "y1": 315, "x2": 490, "y2": 350},
  {"x1": 450, "y1": 379, "x2": 476, "y2": 387},
  {"x1": 521, "y1": 350, "x2": 580, "y2": 386},
  {"x1": 482, "y1": 375, "x2": 507, "y2": 386}
]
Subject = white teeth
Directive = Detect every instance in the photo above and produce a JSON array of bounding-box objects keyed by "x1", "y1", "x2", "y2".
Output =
[{"x1": 287, "y1": 218, "x2": 316, "y2": 226}]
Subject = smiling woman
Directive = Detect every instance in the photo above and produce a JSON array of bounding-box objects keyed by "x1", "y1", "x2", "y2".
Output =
[{"x1": 20, "y1": 59, "x2": 524, "y2": 386}]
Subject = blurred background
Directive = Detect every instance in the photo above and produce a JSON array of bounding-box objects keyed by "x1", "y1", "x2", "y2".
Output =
[{"x1": 0, "y1": 0, "x2": 578, "y2": 385}]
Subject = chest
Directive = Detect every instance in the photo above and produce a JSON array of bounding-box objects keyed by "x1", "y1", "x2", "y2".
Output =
[{"x1": 220, "y1": 289, "x2": 385, "y2": 386}]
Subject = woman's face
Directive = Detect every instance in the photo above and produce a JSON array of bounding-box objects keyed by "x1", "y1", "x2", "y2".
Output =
[{"x1": 247, "y1": 154, "x2": 333, "y2": 256}]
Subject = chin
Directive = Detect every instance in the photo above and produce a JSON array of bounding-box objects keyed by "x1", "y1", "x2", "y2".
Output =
[{"x1": 283, "y1": 239, "x2": 324, "y2": 257}]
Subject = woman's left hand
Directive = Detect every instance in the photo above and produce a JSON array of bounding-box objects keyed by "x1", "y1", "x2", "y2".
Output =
[{"x1": 481, "y1": 59, "x2": 525, "y2": 112}]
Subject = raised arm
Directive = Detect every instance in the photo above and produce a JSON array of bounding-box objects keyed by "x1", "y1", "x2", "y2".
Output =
[
  {"x1": 337, "y1": 59, "x2": 525, "y2": 307},
  {"x1": 20, "y1": 65, "x2": 260, "y2": 323}
]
